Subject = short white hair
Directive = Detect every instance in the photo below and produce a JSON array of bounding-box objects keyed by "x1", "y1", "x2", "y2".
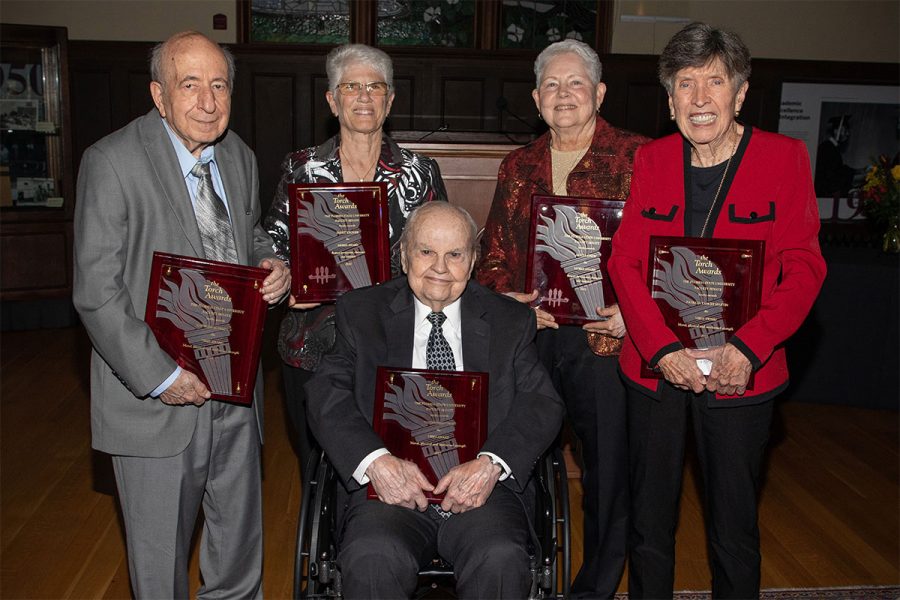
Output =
[
  {"x1": 325, "y1": 44, "x2": 393, "y2": 89},
  {"x1": 399, "y1": 202, "x2": 478, "y2": 258},
  {"x1": 534, "y1": 39, "x2": 602, "y2": 87}
]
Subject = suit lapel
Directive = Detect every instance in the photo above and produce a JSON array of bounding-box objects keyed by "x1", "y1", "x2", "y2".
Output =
[
  {"x1": 385, "y1": 283, "x2": 415, "y2": 368},
  {"x1": 522, "y1": 134, "x2": 553, "y2": 196},
  {"x1": 216, "y1": 139, "x2": 250, "y2": 264},
  {"x1": 460, "y1": 283, "x2": 490, "y2": 373},
  {"x1": 139, "y1": 111, "x2": 205, "y2": 257}
]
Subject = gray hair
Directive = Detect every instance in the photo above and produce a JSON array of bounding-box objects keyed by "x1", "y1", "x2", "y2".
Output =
[
  {"x1": 658, "y1": 22, "x2": 751, "y2": 95},
  {"x1": 399, "y1": 202, "x2": 479, "y2": 258},
  {"x1": 326, "y1": 44, "x2": 394, "y2": 90},
  {"x1": 150, "y1": 31, "x2": 236, "y2": 90},
  {"x1": 534, "y1": 39, "x2": 603, "y2": 87}
]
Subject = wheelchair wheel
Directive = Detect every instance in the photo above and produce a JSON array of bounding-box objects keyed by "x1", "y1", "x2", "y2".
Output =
[
  {"x1": 530, "y1": 447, "x2": 571, "y2": 599},
  {"x1": 294, "y1": 451, "x2": 341, "y2": 599}
]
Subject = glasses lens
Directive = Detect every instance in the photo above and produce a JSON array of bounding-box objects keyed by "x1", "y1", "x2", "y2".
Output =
[
  {"x1": 337, "y1": 82, "x2": 361, "y2": 95},
  {"x1": 366, "y1": 82, "x2": 389, "y2": 96}
]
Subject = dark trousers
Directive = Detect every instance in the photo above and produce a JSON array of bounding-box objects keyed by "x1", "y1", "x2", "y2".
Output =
[
  {"x1": 627, "y1": 384, "x2": 774, "y2": 599},
  {"x1": 283, "y1": 364, "x2": 317, "y2": 480},
  {"x1": 539, "y1": 327, "x2": 628, "y2": 599},
  {"x1": 337, "y1": 485, "x2": 531, "y2": 599}
]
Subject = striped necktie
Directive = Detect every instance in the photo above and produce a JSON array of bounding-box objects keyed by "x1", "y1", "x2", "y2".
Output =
[{"x1": 191, "y1": 161, "x2": 238, "y2": 264}]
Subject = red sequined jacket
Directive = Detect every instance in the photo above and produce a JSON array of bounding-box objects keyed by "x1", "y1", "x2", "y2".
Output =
[{"x1": 475, "y1": 117, "x2": 649, "y2": 355}]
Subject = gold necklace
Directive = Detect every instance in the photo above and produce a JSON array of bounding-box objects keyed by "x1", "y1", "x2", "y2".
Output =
[
  {"x1": 699, "y1": 132, "x2": 739, "y2": 237},
  {"x1": 340, "y1": 147, "x2": 379, "y2": 182}
]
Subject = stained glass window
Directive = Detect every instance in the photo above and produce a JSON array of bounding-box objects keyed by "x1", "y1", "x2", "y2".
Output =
[
  {"x1": 250, "y1": 0, "x2": 350, "y2": 44},
  {"x1": 376, "y1": 0, "x2": 475, "y2": 48},
  {"x1": 499, "y1": 0, "x2": 597, "y2": 50}
]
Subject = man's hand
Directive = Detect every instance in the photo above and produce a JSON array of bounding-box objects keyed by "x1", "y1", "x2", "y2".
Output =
[
  {"x1": 287, "y1": 295, "x2": 321, "y2": 310},
  {"x1": 159, "y1": 370, "x2": 211, "y2": 406},
  {"x1": 505, "y1": 289, "x2": 558, "y2": 330},
  {"x1": 686, "y1": 344, "x2": 752, "y2": 396},
  {"x1": 582, "y1": 304, "x2": 626, "y2": 338},
  {"x1": 367, "y1": 455, "x2": 433, "y2": 511},
  {"x1": 433, "y1": 456, "x2": 501, "y2": 514},
  {"x1": 657, "y1": 349, "x2": 707, "y2": 394},
  {"x1": 258, "y1": 258, "x2": 290, "y2": 304}
]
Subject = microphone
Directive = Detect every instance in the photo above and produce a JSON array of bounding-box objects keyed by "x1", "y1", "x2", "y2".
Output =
[
  {"x1": 496, "y1": 96, "x2": 539, "y2": 133},
  {"x1": 417, "y1": 123, "x2": 448, "y2": 142}
]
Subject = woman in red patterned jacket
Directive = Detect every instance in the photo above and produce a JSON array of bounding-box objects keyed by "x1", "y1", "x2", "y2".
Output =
[
  {"x1": 608, "y1": 23, "x2": 826, "y2": 599},
  {"x1": 476, "y1": 39, "x2": 647, "y2": 599}
]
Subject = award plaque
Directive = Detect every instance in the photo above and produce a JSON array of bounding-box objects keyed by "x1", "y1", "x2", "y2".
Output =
[
  {"x1": 525, "y1": 195, "x2": 624, "y2": 325},
  {"x1": 144, "y1": 252, "x2": 268, "y2": 405},
  {"x1": 641, "y1": 236, "x2": 765, "y2": 381},
  {"x1": 289, "y1": 182, "x2": 390, "y2": 302},
  {"x1": 368, "y1": 367, "x2": 489, "y2": 502}
]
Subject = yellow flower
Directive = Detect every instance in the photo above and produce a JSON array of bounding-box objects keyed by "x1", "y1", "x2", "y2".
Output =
[{"x1": 892, "y1": 165, "x2": 900, "y2": 181}]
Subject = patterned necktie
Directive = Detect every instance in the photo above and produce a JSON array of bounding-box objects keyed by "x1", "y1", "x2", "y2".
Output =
[
  {"x1": 191, "y1": 161, "x2": 238, "y2": 264},
  {"x1": 426, "y1": 311, "x2": 456, "y2": 371}
]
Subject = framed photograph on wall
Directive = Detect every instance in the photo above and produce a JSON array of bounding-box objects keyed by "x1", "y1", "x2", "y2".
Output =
[{"x1": 778, "y1": 82, "x2": 899, "y2": 222}]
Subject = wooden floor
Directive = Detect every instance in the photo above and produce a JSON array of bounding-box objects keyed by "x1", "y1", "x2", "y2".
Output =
[{"x1": 1, "y1": 325, "x2": 898, "y2": 598}]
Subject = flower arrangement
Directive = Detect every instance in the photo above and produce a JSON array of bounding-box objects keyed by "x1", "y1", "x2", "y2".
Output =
[
  {"x1": 860, "y1": 155, "x2": 900, "y2": 225},
  {"x1": 859, "y1": 154, "x2": 900, "y2": 251}
]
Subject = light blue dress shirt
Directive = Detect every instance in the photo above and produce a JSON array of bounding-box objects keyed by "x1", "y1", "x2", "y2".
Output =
[{"x1": 150, "y1": 118, "x2": 232, "y2": 398}]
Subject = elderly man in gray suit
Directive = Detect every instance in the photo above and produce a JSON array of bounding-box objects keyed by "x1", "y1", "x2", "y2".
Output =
[{"x1": 73, "y1": 31, "x2": 289, "y2": 599}]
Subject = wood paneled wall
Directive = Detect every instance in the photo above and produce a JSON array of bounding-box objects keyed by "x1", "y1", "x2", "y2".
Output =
[{"x1": 68, "y1": 41, "x2": 898, "y2": 214}]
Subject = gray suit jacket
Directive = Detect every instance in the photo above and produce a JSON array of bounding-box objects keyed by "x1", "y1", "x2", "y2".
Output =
[
  {"x1": 73, "y1": 109, "x2": 276, "y2": 457},
  {"x1": 307, "y1": 277, "x2": 564, "y2": 494}
]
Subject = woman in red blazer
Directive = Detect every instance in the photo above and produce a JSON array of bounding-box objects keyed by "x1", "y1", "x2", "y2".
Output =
[{"x1": 608, "y1": 23, "x2": 826, "y2": 599}]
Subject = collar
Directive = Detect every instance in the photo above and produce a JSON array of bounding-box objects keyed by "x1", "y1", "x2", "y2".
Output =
[
  {"x1": 413, "y1": 295, "x2": 462, "y2": 333},
  {"x1": 519, "y1": 116, "x2": 618, "y2": 193},
  {"x1": 315, "y1": 133, "x2": 403, "y2": 168},
  {"x1": 161, "y1": 117, "x2": 216, "y2": 177}
]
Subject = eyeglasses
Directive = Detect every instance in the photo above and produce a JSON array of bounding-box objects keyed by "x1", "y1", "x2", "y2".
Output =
[{"x1": 335, "y1": 81, "x2": 390, "y2": 96}]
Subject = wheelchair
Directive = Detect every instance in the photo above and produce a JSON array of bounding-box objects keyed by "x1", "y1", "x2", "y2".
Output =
[{"x1": 294, "y1": 448, "x2": 571, "y2": 599}]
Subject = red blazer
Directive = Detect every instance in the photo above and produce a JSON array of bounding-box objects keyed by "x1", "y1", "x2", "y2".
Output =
[{"x1": 608, "y1": 127, "x2": 826, "y2": 402}]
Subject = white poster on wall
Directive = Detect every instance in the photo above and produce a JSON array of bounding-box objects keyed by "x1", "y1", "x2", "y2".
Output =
[{"x1": 778, "y1": 83, "x2": 899, "y2": 221}]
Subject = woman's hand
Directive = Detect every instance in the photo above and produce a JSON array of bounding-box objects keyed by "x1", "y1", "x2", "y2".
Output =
[
  {"x1": 287, "y1": 296, "x2": 321, "y2": 310},
  {"x1": 657, "y1": 349, "x2": 707, "y2": 394},
  {"x1": 504, "y1": 289, "x2": 558, "y2": 330},
  {"x1": 685, "y1": 344, "x2": 752, "y2": 396},
  {"x1": 582, "y1": 304, "x2": 626, "y2": 338}
]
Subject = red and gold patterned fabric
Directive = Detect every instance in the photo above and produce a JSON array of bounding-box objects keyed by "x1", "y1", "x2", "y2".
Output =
[{"x1": 476, "y1": 117, "x2": 649, "y2": 355}]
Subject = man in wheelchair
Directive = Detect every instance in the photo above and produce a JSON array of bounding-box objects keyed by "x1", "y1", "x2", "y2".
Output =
[{"x1": 306, "y1": 202, "x2": 565, "y2": 599}]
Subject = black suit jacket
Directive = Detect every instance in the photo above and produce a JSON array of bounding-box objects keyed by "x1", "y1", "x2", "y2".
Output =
[{"x1": 306, "y1": 276, "x2": 564, "y2": 494}]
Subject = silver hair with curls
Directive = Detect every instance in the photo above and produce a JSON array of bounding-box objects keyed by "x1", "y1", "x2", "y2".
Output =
[
  {"x1": 658, "y1": 22, "x2": 751, "y2": 95},
  {"x1": 326, "y1": 44, "x2": 394, "y2": 90},
  {"x1": 534, "y1": 39, "x2": 603, "y2": 88},
  {"x1": 399, "y1": 202, "x2": 479, "y2": 259},
  {"x1": 149, "y1": 31, "x2": 236, "y2": 90}
]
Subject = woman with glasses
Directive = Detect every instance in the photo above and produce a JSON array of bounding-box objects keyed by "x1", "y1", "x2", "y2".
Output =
[{"x1": 264, "y1": 44, "x2": 447, "y2": 480}]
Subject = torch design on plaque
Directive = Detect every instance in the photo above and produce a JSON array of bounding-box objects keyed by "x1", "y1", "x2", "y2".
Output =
[
  {"x1": 383, "y1": 373, "x2": 460, "y2": 479},
  {"x1": 652, "y1": 246, "x2": 728, "y2": 349},
  {"x1": 297, "y1": 190, "x2": 372, "y2": 289},
  {"x1": 156, "y1": 268, "x2": 234, "y2": 395},
  {"x1": 535, "y1": 204, "x2": 605, "y2": 316}
]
